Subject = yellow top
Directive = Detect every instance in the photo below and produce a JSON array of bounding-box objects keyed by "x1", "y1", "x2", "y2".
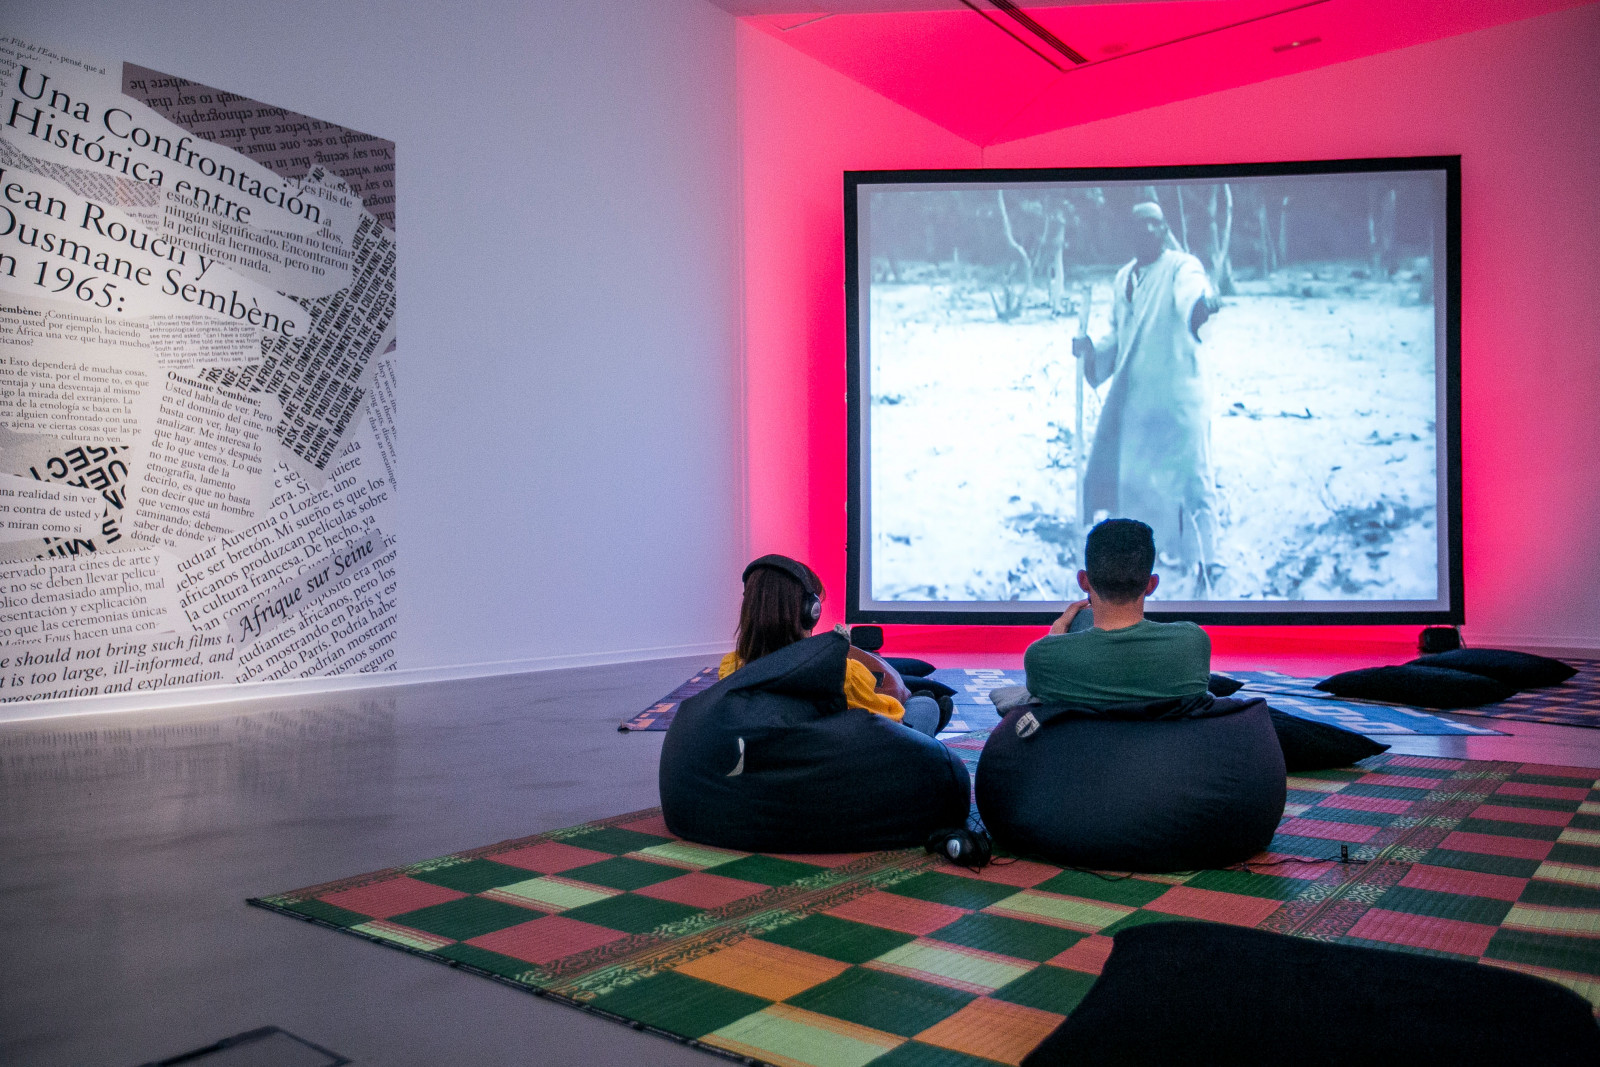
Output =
[{"x1": 717, "y1": 651, "x2": 906, "y2": 722}]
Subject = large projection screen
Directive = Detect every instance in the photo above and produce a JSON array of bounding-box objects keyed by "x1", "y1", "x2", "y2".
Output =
[{"x1": 847, "y1": 158, "x2": 1461, "y2": 626}]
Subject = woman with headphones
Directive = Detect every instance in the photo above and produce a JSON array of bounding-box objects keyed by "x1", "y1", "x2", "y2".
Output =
[{"x1": 718, "y1": 554, "x2": 946, "y2": 735}]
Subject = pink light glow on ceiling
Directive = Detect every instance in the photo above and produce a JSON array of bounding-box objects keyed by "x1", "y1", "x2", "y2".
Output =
[
  {"x1": 736, "y1": 3, "x2": 1600, "y2": 650},
  {"x1": 747, "y1": 0, "x2": 1594, "y2": 145}
]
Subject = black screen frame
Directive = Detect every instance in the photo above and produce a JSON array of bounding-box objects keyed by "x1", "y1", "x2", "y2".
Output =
[{"x1": 845, "y1": 155, "x2": 1463, "y2": 627}]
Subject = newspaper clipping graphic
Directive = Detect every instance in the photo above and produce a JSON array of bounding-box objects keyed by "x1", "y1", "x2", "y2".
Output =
[{"x1": 0, "y1": 33, "x2": 397, "y2": 702}]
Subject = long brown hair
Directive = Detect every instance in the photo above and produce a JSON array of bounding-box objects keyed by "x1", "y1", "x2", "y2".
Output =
[{"x1": 734, "y1": 561, "x2": 824, "y2": 665}]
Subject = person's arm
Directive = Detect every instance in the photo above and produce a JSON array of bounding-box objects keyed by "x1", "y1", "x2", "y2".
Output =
[
  {"x1": 1048, "y1": 599, "x2": 1091, "y2": 635},
  {"x1": 1174, "y1": 255, "x2": 1219, "y2": 340},
  {"x1": 1188, "y1": 293, "x2": 1220, "y2": 338},
  {"x1": 1185, "y1": 623, "x2": 1214, "y2": 692},
  {"x1": 842, "y1": 658, "x2": 906, "y2": 722},
  {"x1": 1022, "y1": 637, "x2": 1055, "y2": 704},
  {"x1": 1072, "y1": 329, "x2": 1118, "y2": 388}
]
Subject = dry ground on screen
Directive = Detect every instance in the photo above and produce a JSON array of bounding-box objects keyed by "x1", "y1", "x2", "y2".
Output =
[{"x1": 869, "y1": 263, "x2": 1438, "y2": 604}]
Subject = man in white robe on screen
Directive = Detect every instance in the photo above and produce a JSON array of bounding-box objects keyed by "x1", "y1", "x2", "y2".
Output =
[{"x1": 1073, "y1": 201, "x2": 1222, "y2": 596}]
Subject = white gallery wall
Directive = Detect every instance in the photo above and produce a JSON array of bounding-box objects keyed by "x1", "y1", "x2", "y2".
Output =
[{"x1": 6, "y1": 0, "x2": 747, "y2": 697}]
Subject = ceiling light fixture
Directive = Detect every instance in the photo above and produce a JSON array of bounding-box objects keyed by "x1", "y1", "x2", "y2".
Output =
[{"x1": 1272, "y1": 35, "x2": 1322, "y2": 52}]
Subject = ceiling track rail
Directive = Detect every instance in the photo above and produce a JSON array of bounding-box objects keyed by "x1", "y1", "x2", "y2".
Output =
[
  {"x1": 1062, "y1": 0, "x2": 1333, "y2": 73},
  {"x1": 986, "y1": 0, "x2": 1090, "y2": 65},
  {"x1": 960, "y1": 0, "x2": 1332, "y2": 77},
  {"x1": 957, "y1": 0, "x2": 1069, "y2": 70}
]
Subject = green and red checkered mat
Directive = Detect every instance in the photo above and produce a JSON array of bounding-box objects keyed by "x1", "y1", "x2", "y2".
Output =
[{"x1": 253, "y1": 751, "x2": 1600, "y2": 1066}]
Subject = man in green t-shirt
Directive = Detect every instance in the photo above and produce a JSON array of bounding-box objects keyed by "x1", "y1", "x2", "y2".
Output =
[{"x1": 1022, "y1": 518, "x2": 1210, "y2": 708}]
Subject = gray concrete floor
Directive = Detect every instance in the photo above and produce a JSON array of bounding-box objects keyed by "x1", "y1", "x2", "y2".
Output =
[
  {"x1": 2, "y1": 651, "x2": 1597, "y2": 1066},
  {"x1": 0, "y1": 655, "x2": 724, "y2": 1067}
]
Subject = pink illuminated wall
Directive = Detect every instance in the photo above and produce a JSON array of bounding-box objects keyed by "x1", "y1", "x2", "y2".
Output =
[
  {"x1": 739, "y1": 4, "x2": 1600, "y2": 652},
  {"x1": 739, "y1": 26, "x2": 980, "y2": 578}
]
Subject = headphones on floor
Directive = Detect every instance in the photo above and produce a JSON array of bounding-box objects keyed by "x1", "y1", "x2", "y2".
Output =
[
  {"x1": 925, "y1": 825, "x2": 993, "y2": 870},
  {"x1": 742, "y1": 554, "x2": 823, "y2": 627}
]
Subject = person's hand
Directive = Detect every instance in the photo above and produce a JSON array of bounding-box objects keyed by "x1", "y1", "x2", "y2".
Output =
[
  {"x1": 1190, "y1": 292, "x2": 1220, "y2": 337},
  {"x1": 1049, "y1": 599, "x2": 1091, "y2": 635},
  {"x1": 1071, "y1": 335, "x2": 1095, "y2": 360}
]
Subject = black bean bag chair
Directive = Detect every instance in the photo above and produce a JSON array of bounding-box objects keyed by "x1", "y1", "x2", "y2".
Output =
[
  {"x1": 1024, "y1": 923, "x2": 1600, "y2": 1066},
  {"x1": 659, "y1": 631, "x2": 971, "y2": 853},
  {"x1": 976, "y1": 694, "x2": 1286, "y2": 872}
]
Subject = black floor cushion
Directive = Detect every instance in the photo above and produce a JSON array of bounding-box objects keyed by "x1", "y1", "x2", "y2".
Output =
[
  {"x1": 1315, "y1": 664, "x2": 1515, "y2": 708},
  {"x1": 902, "y1": 675, "x2": 956, "y2": 699},
  {"x1": 1268, "y1": 707, "x2": 1389, "y2": 771},
  {"x1": 883, "y1": 656, "x2": 937, "y2": 678},
  {"x1": 1023, "y1": 922, "x2": 1600, "y2": 1067},
  {"x1": 1411, "y1": 647, "x2": 1577, "y2": 688},
  {"x1": 1207, "y1": 673, "x2": 1244, "y2": 697}
]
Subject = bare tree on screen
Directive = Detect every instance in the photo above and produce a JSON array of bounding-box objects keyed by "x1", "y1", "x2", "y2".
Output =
[
  {"x1": 1257, "y1": 192, "x2": 1277, "y2": 274},
  {"x1": 1278, "y1": 195, "x2": 1291, "y2": 265},
  {"x1": 992, "y1": 190, "x2": 1032, "y2": 321},
  {"x1": 1207, "y1": 184, "x2": 1237, "y2": 295},
  {"x1": 1368, "y1": 186, "x2": 1398, "y2": 275},
  {"x1": 1175, "y1": 186, "x2": 1193, "y2": 254}
]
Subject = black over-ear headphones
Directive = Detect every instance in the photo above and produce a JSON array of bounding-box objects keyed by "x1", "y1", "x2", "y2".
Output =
[
  {"x1": 742, "y1": 554, "x2": 822, "y2": 627},
  {"x1": 925, "y1": 826, "x2": 993, "y2": 869}
]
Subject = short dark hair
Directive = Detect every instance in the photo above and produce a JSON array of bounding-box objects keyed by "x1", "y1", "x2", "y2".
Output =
[
  {"x1": 734, "y1": 559, "x2": 823, "y2": 665},
  {"x1": 1084, "y1": 519, "x2": 1155, "y2": 604}
]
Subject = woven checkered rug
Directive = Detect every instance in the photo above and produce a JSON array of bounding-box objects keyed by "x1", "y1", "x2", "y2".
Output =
[
  {"x1": 617, "y1": 667, "x2": 720, "y2": 731},
  {"x1": 617, "y1": 666, "x2": 1506, "y2": 736},
  {"x1": 253, "y1": 751, "x2": 1600, "y2": 1065}
]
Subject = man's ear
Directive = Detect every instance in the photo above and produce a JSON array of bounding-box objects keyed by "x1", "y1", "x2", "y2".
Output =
[
  {"x1": 1145, "y1": 574, "x2": 1160, "y2": 596},
  {"x1": 1077, "y1": 570, "x2": 1092, "y2": 594}
]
